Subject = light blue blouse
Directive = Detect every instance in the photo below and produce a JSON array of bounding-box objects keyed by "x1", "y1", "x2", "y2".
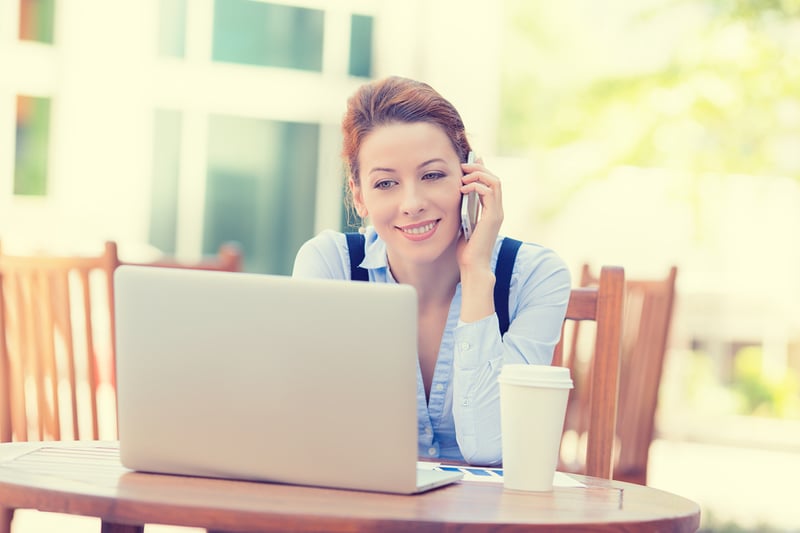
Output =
[{"x1": 292, "y1": 227, "x2": 571, "y2": 466}]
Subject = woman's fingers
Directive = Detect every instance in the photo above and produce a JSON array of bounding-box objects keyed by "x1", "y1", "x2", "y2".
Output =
[
  {"x1": 461, "y1": 170, "x2": 503, "y2": 220},
  {"x1": 461, "y1": 158, "x2": 501, "y2": 192},
  {"x1": 458, "y1": 160, "x2": 504, "y2": 252}
]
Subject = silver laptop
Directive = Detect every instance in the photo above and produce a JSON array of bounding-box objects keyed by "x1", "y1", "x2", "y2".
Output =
[{"x1": 114, "y1": 265, "x2": 462, "y2": 494}]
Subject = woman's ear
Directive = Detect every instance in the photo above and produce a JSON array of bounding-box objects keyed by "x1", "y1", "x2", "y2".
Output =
[{"x1": 349, "y1": 178, "x2": 368, "y2": 218}]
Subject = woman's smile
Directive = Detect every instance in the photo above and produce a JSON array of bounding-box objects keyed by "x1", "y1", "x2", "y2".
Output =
[{"x1": 398, "y1": 220, "x2": 440, "y2": 240}]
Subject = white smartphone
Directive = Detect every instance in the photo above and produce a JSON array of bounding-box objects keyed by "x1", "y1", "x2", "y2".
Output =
[{"x1": 461, "y1": 151, "x2": 479, "y2": 240}]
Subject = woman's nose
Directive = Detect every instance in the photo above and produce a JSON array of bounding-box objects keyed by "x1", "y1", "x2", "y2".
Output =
[{"x1": 400, "y1": 183, "x2": 425, "y2": 214}]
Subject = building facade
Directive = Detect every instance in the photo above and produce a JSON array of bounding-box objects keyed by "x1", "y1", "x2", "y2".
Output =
[{"x1": 0, "y1": 0, "x2": 502, "y2": 273}]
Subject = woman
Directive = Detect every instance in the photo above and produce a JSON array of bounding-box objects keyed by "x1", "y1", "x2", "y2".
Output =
[{"x1": 292, "y1": 76, "x2": 570, "y2": 466}]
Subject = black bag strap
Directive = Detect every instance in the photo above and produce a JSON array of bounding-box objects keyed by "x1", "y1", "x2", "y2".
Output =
[
  {"x1": 345, "y1": 233, "x2": 522, "y2": 335},
  {"x1": 345, "y1": 232, "x2": 369, "y2": 281},
  {"x1": 494, "y1": 237, "x2": 522, "y2": 336}
]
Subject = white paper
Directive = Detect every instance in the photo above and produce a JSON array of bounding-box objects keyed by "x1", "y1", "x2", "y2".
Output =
[{"x1": 417, "y1": 462, "x2": 586, "y2": 487}]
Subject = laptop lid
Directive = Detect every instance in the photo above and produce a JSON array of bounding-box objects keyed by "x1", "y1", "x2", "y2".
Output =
[{"x1": 114, "y1": 265, "x2": 445, "y2": 494}]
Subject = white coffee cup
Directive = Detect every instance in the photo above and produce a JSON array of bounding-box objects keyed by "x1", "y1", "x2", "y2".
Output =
[{"x1": 498, "y1": 364, "x2": 573, "y2": 491}]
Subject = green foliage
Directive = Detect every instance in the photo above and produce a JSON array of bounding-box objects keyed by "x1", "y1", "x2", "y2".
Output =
[
  {"x1": 501, "y1": 0, "x2": 800, "y2": 189},
  {"x1": 681, "y1": 348, "x2": 800, "y2": 420},
  {"x1": 685, "y1": 350, "x2": 740, "y2": 416},
  {"x1": 731, "y1": 346, "x2": 800, "y2": 418},
  {"x1": 707, "y1": 0, "x2": 800, "y2": 19},
  {"x1": 699, "y1": 508, "x2": 789, "y2": 533}
]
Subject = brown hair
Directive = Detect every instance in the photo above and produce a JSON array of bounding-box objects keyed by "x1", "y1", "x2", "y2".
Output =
[{"x1": 341, "y1": 76, "x2": 471, "y2": 187}]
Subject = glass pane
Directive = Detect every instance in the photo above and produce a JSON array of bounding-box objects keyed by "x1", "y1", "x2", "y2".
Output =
[
  {"x1": 158, "y1": 0, "x2": 187, "y2": 58},
  {"x1": 14, "y1": 95, "x2": 51, "y2": 196},
  {"x1": 205, "y1": 114, "x2": 319, "y2": 274},
  {"x1": 212, "y1": 0, "x2": 324, "y2": 71},
  {"x1": 149, "y1": 109, "x2": 183, "y2": 253},
  {"x1": 19, "y1": 0, "x2": 55, "y2": 43},
  {"x1": 349, "y1": 14, "x2": 373, "y2": 78}
]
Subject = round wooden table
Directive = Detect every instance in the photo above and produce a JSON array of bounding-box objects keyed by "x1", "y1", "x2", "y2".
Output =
[{"x1": 0, "y1": 441, "x2": 700, "y2": 533}]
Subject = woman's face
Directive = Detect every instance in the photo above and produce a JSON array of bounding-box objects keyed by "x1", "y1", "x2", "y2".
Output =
[{"x1": 351, "y1": 121, "x2": 463, "y2": 266}]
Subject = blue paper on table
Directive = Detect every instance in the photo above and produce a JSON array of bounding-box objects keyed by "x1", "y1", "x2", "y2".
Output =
[{"x1": 417, "y1": 463, "x2": 585, "y2": 487}]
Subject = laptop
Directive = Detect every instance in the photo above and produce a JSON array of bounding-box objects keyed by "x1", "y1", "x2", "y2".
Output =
[{"x1": 113, "y1": 265, "x2": 462, "y2": 494}]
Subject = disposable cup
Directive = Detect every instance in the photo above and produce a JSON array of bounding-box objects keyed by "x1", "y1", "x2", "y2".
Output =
[{"x1": 498, "y1": 364, "x2": 573, "y2": 491}]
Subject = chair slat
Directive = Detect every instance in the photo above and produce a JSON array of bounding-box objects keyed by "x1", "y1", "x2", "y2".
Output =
[
  {"x1": 39, "y1": 271, "x2": 62, "y2": 440},
  {"x1": 554, "y1": 265, "x2": 625, "y2": 480},
  {"x1": 0, "y1": 275, "x2": 11, "y2": 443}
]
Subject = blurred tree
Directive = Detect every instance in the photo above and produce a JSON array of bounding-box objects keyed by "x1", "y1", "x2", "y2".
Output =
[
  {"x1": 501, "y1": 0, "x2": 800, "y2": 214},
  {"x1": 732, "y1": 346, "x2": 800, "y2": 418}
]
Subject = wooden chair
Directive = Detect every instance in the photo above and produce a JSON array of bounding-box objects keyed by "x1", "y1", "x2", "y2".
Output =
[
  {"x1": 579, "y1": 264, "x2": 678, "y2": 485},
  {"x1": 0, "y1": 241, "x2": 121, "y2": 444},
  {"x1": 0, "y1": 240, "x2": 244, "y2": 440},
  {"x1": 124, "y1": 241, "x2": 243, "y2": 272},
  {"x1": 0, "y1": 240, "x2": 242, "y2": 533},
  {"x1": 553, "y1": 265, "x2": 625, "y2": 480},
  {"x1": 0, "y1": 242, "x2": 122, "y2": 533}
]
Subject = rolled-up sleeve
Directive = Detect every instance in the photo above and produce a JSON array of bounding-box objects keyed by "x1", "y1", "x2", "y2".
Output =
[{"x1": 452, "y1": 247, "x2": 571, "y2": 465}]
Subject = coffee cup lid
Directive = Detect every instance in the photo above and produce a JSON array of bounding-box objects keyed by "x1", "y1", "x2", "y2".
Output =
[{"x1": 497, "y1": 364, "x2": 574, "y2": 389}]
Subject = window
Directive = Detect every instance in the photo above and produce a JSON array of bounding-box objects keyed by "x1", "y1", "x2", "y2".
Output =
[
  {"x1": 349, "y1": 14, "x2": 373, "y2": 77},
  {"x1": 158, "y1": 0, "x2": 187, "y2": 58},
  {"x1": 145, "y1": 1, "x2": 376, "y2": 271},
  {"x1": 212, "y1": 0, "x2": 324, "y2": 71},
  {"x1": 205, "y1": 114, "x2": 319, "y2": 274},
  {"x1": 14, "y1": 95, "x2": 51, "y2": 196},
  {"x1": 19, "y1": 0, "x2": 55, "y2": 43}
]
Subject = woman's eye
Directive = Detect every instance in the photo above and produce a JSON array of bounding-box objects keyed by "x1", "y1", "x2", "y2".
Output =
[
  {"x1": 422, "y1": 171, "x2": 445, "y2": 181},
  {"x1": 374, "y1": 180, "x2": 396, "y2": 190}
]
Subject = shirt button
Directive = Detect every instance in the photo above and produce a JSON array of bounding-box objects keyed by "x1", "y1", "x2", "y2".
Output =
[
  {"x1": 460, "y1": 342, "x2": 470, "y2": 351},
  {"x1": 424, "y1": 427, "x2": 432, "y2": 436},
  {"x1": 428, "y1": 447, "x2": 437, "y2": 456},
  {"x1": 435, "y1": 383, "x2": 444, "y2": 392},
  {"x1": 462, "y1": 398, "x2": 470, "y2": 407}
]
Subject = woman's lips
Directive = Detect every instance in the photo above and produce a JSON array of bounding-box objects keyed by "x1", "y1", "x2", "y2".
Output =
[{"x1": 398, "y1": 220, "x2": 439, "y2": 241}]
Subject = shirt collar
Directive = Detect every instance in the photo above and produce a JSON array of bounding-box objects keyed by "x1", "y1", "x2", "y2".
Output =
[{"x1": 360, "y1": 226, "x2": 389, "y2": 270}]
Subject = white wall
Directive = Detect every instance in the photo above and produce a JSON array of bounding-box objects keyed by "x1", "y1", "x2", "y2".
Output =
[{"x1": 373, "y1": 0, "x2": 503, "y2": 155}]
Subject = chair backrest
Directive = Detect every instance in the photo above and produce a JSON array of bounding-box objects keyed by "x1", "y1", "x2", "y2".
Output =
[
  {"x1": 580, "y1": 264, "x2": 677, "y2": 485},
  {"x1": 552, "y1": 265, "x2": 625, "y2": 480},
  {"x1": 0, "y1": 241, "x2": 120, "y2": 442},
  {"x1": 124, "y1": 242, "x2": 243, "y2": 272},
  {"x1": 0, "y1": 240, "x2": 245, "y2": 444}
]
